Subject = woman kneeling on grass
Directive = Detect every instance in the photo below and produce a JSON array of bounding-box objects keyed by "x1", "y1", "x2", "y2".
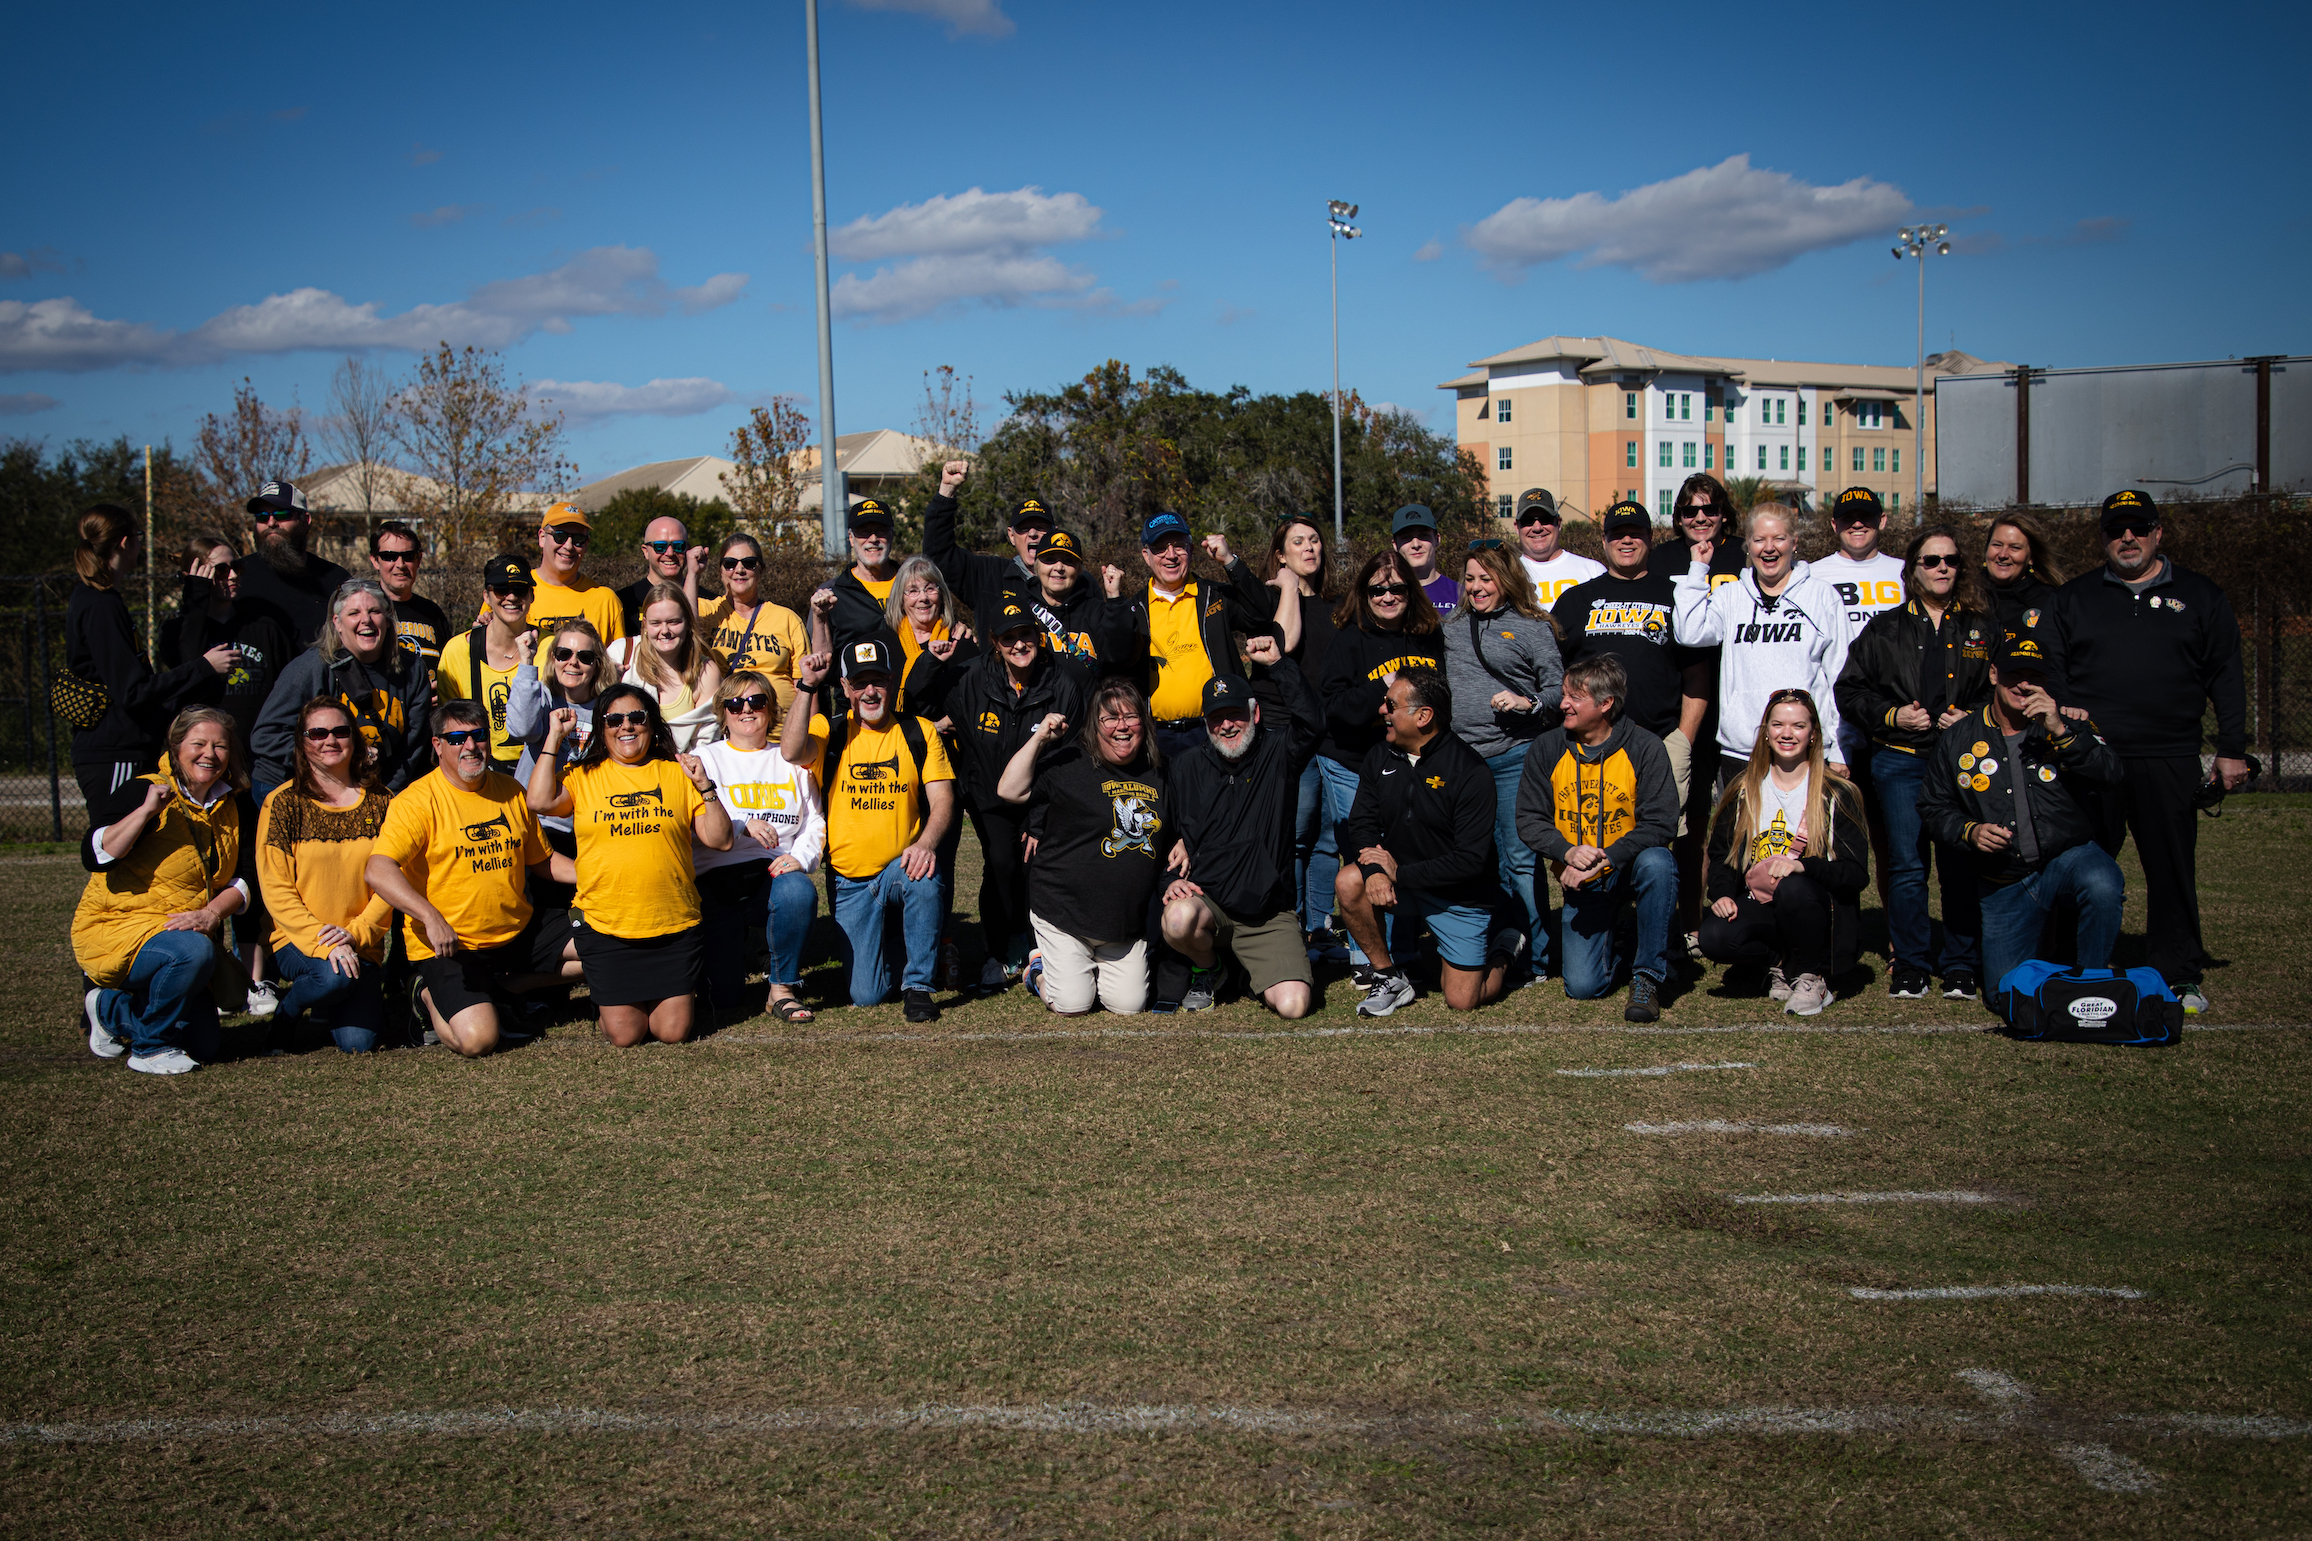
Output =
[
  {"x1": 74, "y1": 707, "x2": 251, "y2": 1075},
  {"x1": 1698, "y1": 688, "x2": 1867, "y2": 1017},
  {"x1": 529, "y1": 685, "x2": 732, "y2": 1045},
  {"x1": 690, "y1": 669, "x2": 824, "y2": 1024},
  {"x1": 997, "y1": 678, "x2": 1168, "y2": 1016},
  {"x1": 257, "y1": 698, "x2": 395, "y2": 1052}
]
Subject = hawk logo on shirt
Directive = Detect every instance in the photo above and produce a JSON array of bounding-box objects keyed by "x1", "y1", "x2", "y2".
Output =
[
  {"x1": 1100, "y1": 780, "x2": 1161, "y2": 857},
  {"x1": 606, "y1": 788, "x2": 665, "y2": 809},
  {"x1": 978, "y1": 710, "x2": 1003, "y2": 733}
]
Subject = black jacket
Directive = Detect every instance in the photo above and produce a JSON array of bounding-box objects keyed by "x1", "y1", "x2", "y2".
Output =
[
  {"x1": 1339, "y1": 727, "x2": 1497, "y2": 907},
  {"x1": 944, "y1": 647, "x2": 1093, "y2": 813},
  {"x1": 1917, "y1": 704, "x2": 2125, "y2": 888},
  {"x1": 1980, "y1": 568, "x2": 2060, "y2": 642},
  {"x1": 65, "y1": 581, "x2": 215, "y2": 766},
  {"x1": 1834, "y1": 599, "x2": 1996, "y2": 755},
  {"x1": 2055, "y1": 559, "x2": 2247, "y2": 760},
  {"x1": 161, "y1": 575, "x2": 294, "y2": 750},
  {"x1": 1166, "y1": 656, "x2": 1322, "y2": 918},
  {"x1": 925, "y1": 492, "x2": 1081, "y2": 629},
  {"x1": 1013, "y1": 581, "x2": 1120, "y2": 673},
  {"x1": 825, "y1": 568, "x2": 894, "y2": 656},
  {"x1": 894, "y1": 631, "x2": 982, "y2": 729},
  {"x1": 1314, "y1": 623, "x2": 1445, "y2": 766},
  {"x1": 232, "y1": 551, "x2": 352, "y2": 650},
  {"x1": 1099, "y1": 565, "x2": 1280, "y2": 719},
  {"x1": 1704, "y1": 777, "x2": 1870, "y2": 905}
]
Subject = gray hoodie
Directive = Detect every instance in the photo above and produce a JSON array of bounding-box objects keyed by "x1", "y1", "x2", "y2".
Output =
[
  {"x1": 252, "y1": 644, "x2": 433, "y2": 791},
  {"x1": 1439, "y1": 605, "x2": 1563, "y2": 759}
]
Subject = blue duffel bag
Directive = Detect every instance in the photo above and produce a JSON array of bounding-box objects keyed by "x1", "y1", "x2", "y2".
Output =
[{"x1": 1991, "y1": 961, "x2": 2182, "y2": 1047}]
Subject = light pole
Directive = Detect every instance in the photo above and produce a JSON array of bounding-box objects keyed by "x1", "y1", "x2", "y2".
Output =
[
  {"x1": 1892, "y1": 223, "x2": 1949, "y2": 514},
  {"x1": 806, "y1": 0, "x2": 844, "y2": 559},
  {"x1": 1327, "y1": 200, "x2": 1360, "y2": 550}
]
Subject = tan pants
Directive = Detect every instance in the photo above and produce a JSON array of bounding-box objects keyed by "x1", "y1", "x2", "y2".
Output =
[
  {"x1": 1664, "y1": 729, "x2": 1693, "y2": 837},
  {"x1": 1029, "y1": 910, "x2": 1148, "y2": 1015}
]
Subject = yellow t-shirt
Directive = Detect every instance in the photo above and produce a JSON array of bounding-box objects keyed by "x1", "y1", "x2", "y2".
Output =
[
  {"x1": 803, "y1": 711, "x2": 955, "y2": 880},
  {"x1": 523, "y1": 571, "x2": 627, "y2": 666},
  {"x1": 435, "y1": 630, "x2": 524, "y2": 766},
  {"x1": 859, "y1": 573, "x2": 896, "y2": 608},
  {"x1": 1146, "y1": 583, "x2": 1214, "y2": 721},
  {"x1": 696, "y1": 596, "x2": 810, "y2": 712},
  {"x1": 372, "y1": 768, "x2": 549, "y2": 961},
  {"x1": 564, "y1": 757, "x2": 709, "y2": 939}
]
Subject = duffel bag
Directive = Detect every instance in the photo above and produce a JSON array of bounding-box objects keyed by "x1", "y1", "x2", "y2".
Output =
[{"x1": 1991, "y1": 961, "x2": 2181, "y2": 1047}]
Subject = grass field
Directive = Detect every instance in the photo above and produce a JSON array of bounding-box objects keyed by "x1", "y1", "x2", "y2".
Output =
[{"x1": 3, "y1": 799, "x2": 2309, "y2": 1537}]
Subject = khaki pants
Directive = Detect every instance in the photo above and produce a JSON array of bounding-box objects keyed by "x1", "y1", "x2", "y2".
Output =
[
  {"x1": 1030, "y1": 910, "x2": 1148, "y2": 1015},
  {"x1": 1664, "y1": 729, "x2": 1693, "y2": 837}
]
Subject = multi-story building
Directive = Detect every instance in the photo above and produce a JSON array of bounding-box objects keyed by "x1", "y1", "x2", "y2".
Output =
[{"x1": 1439, "y1": 335, "x2": 2005, "y2": 523}]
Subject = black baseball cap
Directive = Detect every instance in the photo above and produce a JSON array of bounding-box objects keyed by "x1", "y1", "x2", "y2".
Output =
[
  {"x1": 1390, "y1": 504, "x2": 1437, "y2": 537},
  {"x1": 847, "y1": 498, "x2": 895, "y2": 532},
  {"x1": 1201, "y1": 673, "x2": 1254, "y2": 717},
  {"x1": 482, "y1": 553, "x2": 533, "y2": 590},
  {"x1": 1833, "y1": 487, "x2": 1884, "y2": 524},
  {"x1": 1034, "y1": 528, "x2": 1084, "y2": 563},
  {"x1": 2100, "y1": 488, "x2": 2160, "y2": 533},
  {"x1": 990, "y1": 592, "x2": 1040, "y2": 636},
  {"x1": 1514, "y1": 488, "x2": 1560, "y2": 526},
  {"x1": 1994, "y1": 631, "x2": 2056, "y2": 676},
  {"x1": 246, "y1": 479, "x2": 308, "y2": 516},
  {"x1": 1600, "y1": 500, "x2": 1651, "y2": 537},
  {"x1": 1009, "y1": 497, "x2": 1054, "y2": 530},
  {"x1": 839, "y1": 636, "x2": 896, "y2": 679}
]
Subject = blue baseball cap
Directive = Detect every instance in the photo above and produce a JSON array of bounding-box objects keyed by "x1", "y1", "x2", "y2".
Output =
[
  {"x1": 1141, "y1": 511, "x2": 1189, "y2": 547},
  {"x1": 1390, "y1": 504, "x2": 1437, "y2": 537}
]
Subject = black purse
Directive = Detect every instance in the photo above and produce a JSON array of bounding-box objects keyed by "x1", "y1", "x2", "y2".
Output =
[
  {"x1": 51, "y1": 670, "x2": 109, "y2": 730},
  {"x1": 1465, "y1": 611, "x2": 1547, "y2": 739}
]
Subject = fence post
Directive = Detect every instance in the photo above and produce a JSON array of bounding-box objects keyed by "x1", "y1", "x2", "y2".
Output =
[
  {"x1": 2012, "y1": 365, "x2": 2033, "y2": 506},
  {"x1": 34, "y1": 577, "x2": 60, "y2": 841}
]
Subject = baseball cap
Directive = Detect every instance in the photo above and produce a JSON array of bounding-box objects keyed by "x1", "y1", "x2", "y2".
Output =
[
  {"x1": 1034, "y1": 528, "x2": 1084, "y2": 563},
  {"x1": 1994, "y1": 631, "x2": 2055, "y2": 675},
  {"x1": 847, "y1": 498, "x2": 895, "y2": 531},
  {"x1": 990, "y1": 591, "x2": 1040, "y2": 635},
  {"x1": 1009, "y1": 497, "x2": 1054, "y2": 529},
  {"x1": 2100, "y1": 488, "x2": 2160, "y2": 532},
  {"x1": 541, "y1": 501, "x2": 590, "y2": 530},
  {"x1": 1600, "y1": 500, "x2": 1652, "y2": 537},
  {"x1": 481, "y1": 553, "x2": 533, "y2": 590},
  {"x1": 245, "y1": 480, "x2": 308, "y2": 517},
  {"x1": 1832, "y1": 487, "x2": 1884, "y2": 523},
  {"x1": 1390, "y1": 504, "x2": 1437, "y2": 538},
  {"x1": 839, "y1": 636, "x2": 896, "y2": 679},
  {"x1": 1201, "y1": 673, "x2": 1254, "y2": 718},
  {"x1": 1141, "y1": 511, "x2": 1190, "y2": 547},
  {"x1": 1514, "y1": 488, "x2": 1560, "y2": 527}
]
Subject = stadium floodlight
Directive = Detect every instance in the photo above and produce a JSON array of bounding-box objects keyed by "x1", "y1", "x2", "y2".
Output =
[
  {"x1": 1893, "y1": 223, "x2": 1952, "y2": 513},
  {"x1": 1328, "y1": 201, "x2": 1362, "y2": 549}
]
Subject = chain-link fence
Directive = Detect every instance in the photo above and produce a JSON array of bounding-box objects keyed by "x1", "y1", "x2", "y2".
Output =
[{"x1": 0, "y1": 574, "x2": 110, "y2": 842}]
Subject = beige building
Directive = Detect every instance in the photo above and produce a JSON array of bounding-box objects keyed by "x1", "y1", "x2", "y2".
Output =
[{"x1": 1439, "y1": 335, "x2": 2007, "y2": 523}]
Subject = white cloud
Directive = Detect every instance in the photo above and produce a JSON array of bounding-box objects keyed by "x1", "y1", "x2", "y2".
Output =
[
  {"x1": 1412, "y1": 239, "x2": 1443, "y2": 262},
  {"x1": 835, "y1": 253, "x2": 1096, "y2": 322},
  {"x1": 531, "y1": 377, "x2": 736, "y2": 423},
  {"x1": 0, "y1": 247, "x2": 749, "y2": 373},
  {"x1": 1466, "y1": 154, "x2": 1913, "y2": 283},
  {"x1": 830, "y1": 186, "x2": 1100, "y2": 262},
  {"x1": 829, "y1": 186, "x2": 1129, "y2": 323},
  {"x1": 845, "y1": 0, "x2": 1014, "y2": 38},
  {"x1": 0, "y1": 392, "x2": 59, "y2": 415}
]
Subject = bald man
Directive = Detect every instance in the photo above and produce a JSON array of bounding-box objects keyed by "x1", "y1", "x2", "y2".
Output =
[{"x1": 616, "y1": 515, "x2": 706, "y2": 635}]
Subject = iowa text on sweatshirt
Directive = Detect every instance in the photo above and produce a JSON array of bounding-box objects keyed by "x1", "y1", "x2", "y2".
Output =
[{"x1": 1671, "y1": 559, "x2": 1855, "y2": 759}]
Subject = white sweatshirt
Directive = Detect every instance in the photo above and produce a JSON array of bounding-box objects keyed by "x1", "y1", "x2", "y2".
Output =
[{"x1": 1672, "y1": 558, "x2": 1856, "y2": 761}]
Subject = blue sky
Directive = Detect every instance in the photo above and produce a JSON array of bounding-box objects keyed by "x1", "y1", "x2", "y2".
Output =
[{"x1": 4, "y1": 0, "x2": 2305, "y2": 485}]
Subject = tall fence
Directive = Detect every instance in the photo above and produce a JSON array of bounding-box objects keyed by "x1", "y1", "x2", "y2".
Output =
[{"x1": 0, "y1": 574, "x2": 107, "y2": 842}]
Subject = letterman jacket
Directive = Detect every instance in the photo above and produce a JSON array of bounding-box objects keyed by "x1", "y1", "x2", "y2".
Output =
[{"x1": 1916, "y1": 704, "x2": 2124, "y2": 888}]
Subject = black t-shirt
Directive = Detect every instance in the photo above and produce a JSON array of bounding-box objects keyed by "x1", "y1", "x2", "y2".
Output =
[
  {"x1": 391, "y1": 592, "x2": 451, "y2": 666},
  {"x1": 1025, "y1": 745, "x2": 1167, "y2": 945},
  {"x1": 1551, "y1": 570, "x2": 1700, "y2": 739}
]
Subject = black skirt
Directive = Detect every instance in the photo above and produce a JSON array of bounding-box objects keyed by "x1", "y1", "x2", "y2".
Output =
[{"x1": 572, "y1": 919, "x2": 702, "y2": 1007}]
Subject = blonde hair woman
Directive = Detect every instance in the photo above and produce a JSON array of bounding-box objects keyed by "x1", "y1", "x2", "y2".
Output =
[{"x1": 611, "y1": 582, "x2": 724, "y2": 750}]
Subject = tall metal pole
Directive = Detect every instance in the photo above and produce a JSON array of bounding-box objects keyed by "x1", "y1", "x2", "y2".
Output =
[
  {"x1": 1329, "y1": 231, "x2": 1343, "y2": 551},
  {"x1": 143, "y1": 444, "x2": 155, "y2": 658},
  {"x1": 806, "y1": 0, "x2": 844, "y2": 560},
  {"x1": 1914, "y1": 249, "x2": 1925, "y2": 514}
]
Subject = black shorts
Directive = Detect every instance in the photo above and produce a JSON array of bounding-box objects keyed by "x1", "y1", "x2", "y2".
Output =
[
  {"x1": 572, "y1": 919, "x2": 702, "y2": 1007},
  {"x1": 415, "y1": 907, "x2": 575, "y2": 1020}
]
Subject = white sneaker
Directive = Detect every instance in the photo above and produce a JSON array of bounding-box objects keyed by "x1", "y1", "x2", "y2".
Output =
[
  {"x1": 2179, "y1": 985, "x2": 2210, "y2": 1015},
  {"x1": 1784, "y1": 973, "x2": 1834, "y2": 1017},
  {"x1": 1767, "y1": 965, "x2": 1794, "y2": 1003},
  {"x1": 1356, "y1": 970, "x2": 1417, "y2": 1019},
  {"x1": 127, "y1": 1048, "x2": 198, "y2": 1075},
  {"x1": 244, "y1": 980, "x2": 280, "y2": 1019},
  {"x1": 979, "y1": 957, "x2": 1009, "y2": 990},
  {"x1": 84, "y1": 988, "x2": 125, "y2": 1059}
]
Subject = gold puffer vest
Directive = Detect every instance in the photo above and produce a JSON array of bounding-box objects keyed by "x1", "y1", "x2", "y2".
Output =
[{"x1": 72, "y1": 768, "x2": 242, "y2": 989}]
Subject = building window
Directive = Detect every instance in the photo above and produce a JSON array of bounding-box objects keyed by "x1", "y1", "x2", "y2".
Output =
[
  {"x1": 1496, "y1": 396, "x2": 1512, "y2": 423},
  {"x1": 1889, "y1": 491, "x2": 1901, "y2": 512},
  {"x1": 1682, "y1": 441, "x2": 1697, "y2": 469},
  {"x1": 1756, "y1": 445, "x2": 1768, "y2": 471},
  {"x1": 1890, "y1": 447, "x2": 1901, "y2": 475},
  {"x1": 1704, "y1": 442, "x2": 1715, "y2": 469},
  {"x1": 1679, "y1": 393, "x2": 1692, "y2": 421},
  {"x1": 1797, "y1": 446, "x2": 1808, "y2": 472},
  {"x1": 1860, "y1": 402, "x2": 1884, "y2": 430},
  {"x1": 1779, "y1": 444, "x2": 1789, "y2": 471},
  {"x1": 1797, "y1": 399, "x2": 1808, "y2": 426},
  {"x1": 1625, "y1": 441, "x2": 1638, "y2": 468},
  {"x1": 1658, "y1": 489, "x2": 1674, "y2": 520},
  {"x1": 1872, "y1": 447, "x2": 1886, "y2": 472},
  {"x1": 1498, "y1": 446, "x2": 1513, "y2": 471},
  {"x1": 1625, "y1": 392, "x2": 1638, "y2": 420},
  {"x1": 1853, "y1": 446, "x2": 1866, "y2": 473},
  {"x1": 1497, "y1": 494, "x2": 1514, "y2": 519},
  {"x1": 1658, "y1": 440, "x2": 1673, "y2": 468}
]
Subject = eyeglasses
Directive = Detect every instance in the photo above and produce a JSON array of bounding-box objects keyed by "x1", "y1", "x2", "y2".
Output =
[
  {"x1": 644, "y1": 541, "x2": 687, "y2": 555},
  {"x1": 601, "y1": 710, "x2": 651, "y2": 729},
  {"x1": 545, "y1": 527, "x2": 590, "y2": 547},
  {"x1": 722, "y1": 556, "x2": 762, "y2": 571},
  {"x1": 721, "y1": 693, "x2": 771, "y2": 714},
  {"x1": 437, "y1": 729, "x2": 484, "y2": 747},
  {"x1": 1366, "y1": 581, "x2": 1411, "y2": 598},
  {"x1": 1915, "y1": 553, "x2": 1960, "y2": 570},
  {"x1": 302, "y1": 724, "x2": 356, "y2": 741},
  {"x1": 374, "y1": 548, "x2": 420, "y2": 564},
  {"x1": 551, "y1": 647, "x2": 599, "y2": 665}
]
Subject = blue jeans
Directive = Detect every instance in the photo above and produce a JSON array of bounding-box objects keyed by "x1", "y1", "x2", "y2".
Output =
[
  {"x1": 830, "y1": 854, "x2": 944, "y2": 1005},
  {"x1": 1977, "y1": 842, "x2": 2125, "y2": 996},
  {"x1": 1316, "y1": 755, "x2": 1373, "y2": 962},
  {"x1": 97, "y1": 930, "x2": 219, "y2": 1059},
  {"x1": 1295, "y1": 758, "x2": 1338, "y2": 934},
  {"x1": 1559, "y1": 845, "x2": 1677, "y2": 999},
  {"x1": 274, "y1": 941, "x2": 385, "y2": 1053},
  {"x1": 1486, "y1": 746, "x2": 1546, "y2": 972},
  {"x1": 764, "y1": 869, "x2": 817, "y2": 987},
  {"x1": 1873, "y1": 747, "x2": 1980, "y2": 977}
]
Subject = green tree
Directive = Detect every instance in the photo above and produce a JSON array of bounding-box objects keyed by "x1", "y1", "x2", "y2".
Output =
[
  {"x1": 0, "y1": 437, "x2": 203, "y2": 575},
  {"x1": 593, "y1": 486, "x2": 737, "y2": 557}
]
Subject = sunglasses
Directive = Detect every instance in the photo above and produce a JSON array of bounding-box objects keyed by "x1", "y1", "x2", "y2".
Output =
[
  {"x1": 437, "y1": 729, "x2": 485, "y2": 747},
  {"x1": 644, "y1": 540, "x2": 687, "y2": 554},
  {"x1": 601, "y1": 710, "x2": 652, "y2": 729},
  {"x1": 722, "y1": 556, "x2": 762, "y2": 571},
  {"x1": 721, "y1": 693, "x2": 772, "y2": 714},
  {"x1": 1681, "y1": 506, "x2": 1723, "y2": 521},
  {"x1": 252, "y1": 511, "x2": 302, "y2": 526},
  {"x1": 486, "y1": 584, "x2": 532, "y2": 600},
  {"x1": 1366, "y1": 581, "x2": 1411, "y2": 598},
  {"x1": 302, "y1": 724, "x2": 356, "y2": 742},
  {"x1": 1915, "y1": 553, "x2": 1961, "y2": 570},
  {"x1": 551, "y1": 647, "x2": 599, "y2": 665},
  {"x1": 2108, "y1": 520, "x2": 2158, "y2": 538},
  {"x1": 374, "y1": 548, "x2": 420, "y2": 564},
  {"x1": 1467, "y1": 539, "x2": 1503, "y2": 551},
  {"x1": 545, "y1": 528, "x2": 590, "y2": 547}
]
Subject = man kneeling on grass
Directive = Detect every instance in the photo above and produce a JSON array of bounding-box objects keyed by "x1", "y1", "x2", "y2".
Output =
[
  {"x1": 364, "y1": 701, "x2": 583, "y2": 1056},
  {"x1": 1514, "y1": 655, "x2": 1680, "y2": 1022},
  {"x1": 1335, "y1": 666, "x2": 1518, "y2": 1017},
  {"x1": 1159, "y1": 636, "x2": 1323, "y2": 1017}
]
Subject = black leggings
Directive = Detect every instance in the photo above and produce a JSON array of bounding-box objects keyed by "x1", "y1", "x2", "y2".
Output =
[
  {"x1": 1697, "y1": 871, "x2": 1836, "y2": 978},
  {"x1": 969, "y1": 803, "x2": 1033, "y2": 963}
]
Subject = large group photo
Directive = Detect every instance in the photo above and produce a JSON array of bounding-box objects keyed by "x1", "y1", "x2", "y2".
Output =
[{"x1": 3, "y1": 0, "x2": 2307, "y2": 1534}]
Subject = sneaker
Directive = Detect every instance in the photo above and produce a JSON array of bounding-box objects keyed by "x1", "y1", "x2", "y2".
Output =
[
  {"x1": 1181, "y1": 967, "x2": 1219, "y2": 1011},
  {"x1": 1304, "y1": 927, "x2": 1351, "y2": 964},
  {"x1": 1888, "y1": 965, "x2": 1931, "y2": 999},
  {"x1": 1784, "y1": 973, "x2": 1834, "y2": 1017},
  {"x1": 1356, "y1": 968, "x2": 1417, "y2": 1019},
  {"x1": 1767, "y1": 964, "x2": 1794, "y2": 1002},
  {"x1": 1683, "y1": 930, "x2": 1706, "y2": 962},
  {"x1": 127, "y1": 1048, "x2": 197, "y2": 1075},
  {"x1": 1624, "y1": 974, "x2": 1662, "y2": 1024},
  {"x1": 1485, "y1": 927, "x2": 1529, "y2": 975},
  {"x1": 936, "y1": 937, "x2": 964, "y2": 992},
  {"x1": 1941, "y1": 968, "x2": 1980, "y2": 1001},
  {"x1": 2179, "y1": 983, "x2": 2209, "y2": 1016},
  {"x1": 243, "y1": 979, "x2": 280, "y2": 1019},
  {"x1": 1023, "y1": 951, "x2": 1044, "y2": 1001},
  {"x1": 903, "y1": 988, "x2": 939, "y2": 1024},
  {"x1": 978, "y1": 956, "x2": 1009, "y2": 991},
  {"x1": 84, "y1": 988, "x2": 125, "y2": 1059}
]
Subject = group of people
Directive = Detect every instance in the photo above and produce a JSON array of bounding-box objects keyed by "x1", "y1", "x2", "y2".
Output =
[{"x1": 61, "y1": 462, "x2": 2247, "y2": 1073}]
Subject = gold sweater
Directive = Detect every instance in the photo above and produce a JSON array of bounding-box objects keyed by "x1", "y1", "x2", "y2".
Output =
[{"x1": 257, "y1": 785, "x2": 396, "y2": 962}]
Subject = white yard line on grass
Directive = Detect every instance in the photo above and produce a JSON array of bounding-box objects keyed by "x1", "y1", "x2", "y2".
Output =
[
  {"x1": 706, "y1": 1021, "x2": 2301, "y2": 1050},
  {"x1": 1556, "y1": 1061, "x2": 1757, "y2": 1078},
  {"x1": 1856, "y1": 1285, "x2": 2146, "y2": 1301},
  {"x1": 1959, "y1": 1368, "x2": 2163, "y2": 1493},
  {"x1": 1733, "y1": 1191, "x2": 2005, "y2": 1206},
  {"x1": 1625, "y1": 1120, "x2": 1854, "y2": 1136}
]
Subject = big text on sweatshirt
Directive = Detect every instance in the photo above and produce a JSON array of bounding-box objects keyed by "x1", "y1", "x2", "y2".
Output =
[{"x1": 1671, "y1": 560, "x2": 1855, "y2": 759}]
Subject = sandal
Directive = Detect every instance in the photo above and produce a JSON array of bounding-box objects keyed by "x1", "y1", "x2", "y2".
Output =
[{"x1": 769, "y1": 997, "x2": 815, "y2": 1024}]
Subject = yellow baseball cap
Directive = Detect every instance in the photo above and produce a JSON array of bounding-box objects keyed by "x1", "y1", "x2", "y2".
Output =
[{"x1": 542, "y1": 501, "x2": 590, "y2": 530}]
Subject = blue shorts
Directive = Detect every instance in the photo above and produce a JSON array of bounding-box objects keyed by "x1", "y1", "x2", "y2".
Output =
[{"x1": 1401, "y1": 889, "x2": 1495, "y2": 970}]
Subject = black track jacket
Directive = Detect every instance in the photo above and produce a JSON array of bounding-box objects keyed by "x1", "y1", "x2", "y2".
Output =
[
  {"x1": 1165, "y1": 656, "x2": 1321, "y2": 918},
  {"x1": 944, "y1": 648, "x2": 1092, "y2": 813},
  {"x1": 1339, "y1": 727, "x2": 1496, "y2": 907},
  {"x1": 2055, "y1": 559, "x2": 2247, "y2": 760}
]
